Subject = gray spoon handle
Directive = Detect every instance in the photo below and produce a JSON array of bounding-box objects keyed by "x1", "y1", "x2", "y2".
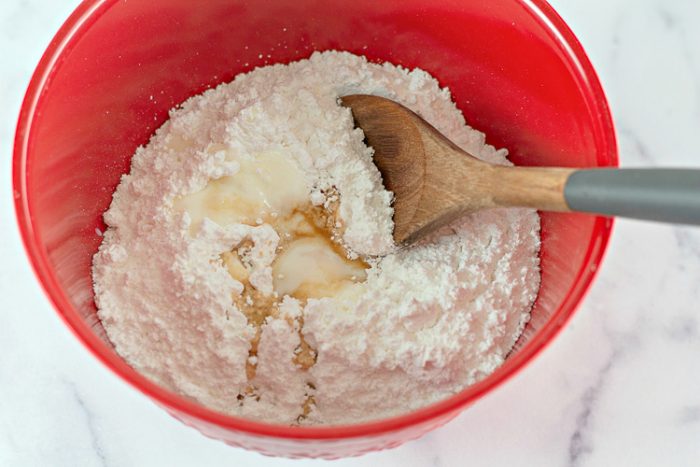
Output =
[{"x1": 564, "y1": 168, "x2": 700, "y2": 225}]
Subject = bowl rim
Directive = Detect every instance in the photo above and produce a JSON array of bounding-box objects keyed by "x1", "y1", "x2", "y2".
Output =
[{"x1": 13, "y1": 0, "x2": 617, "y2": 441}]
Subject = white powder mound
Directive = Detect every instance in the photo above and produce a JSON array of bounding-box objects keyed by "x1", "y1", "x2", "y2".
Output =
[{"x1": 92, "y1": 51, "x2": 541, "y2": 425}]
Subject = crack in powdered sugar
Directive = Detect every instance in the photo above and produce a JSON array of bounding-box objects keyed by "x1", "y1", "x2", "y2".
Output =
[{"x1": 92, "y1": 51, "x2": 541, "y2": 425}]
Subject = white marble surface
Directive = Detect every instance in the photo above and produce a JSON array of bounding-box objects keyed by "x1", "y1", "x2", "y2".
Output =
[{"x1": 1, "y1": 0, "x2": 699, "y2": 465}]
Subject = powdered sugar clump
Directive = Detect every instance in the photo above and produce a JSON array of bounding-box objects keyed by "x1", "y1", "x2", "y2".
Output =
[{"x1": 92, "y1": 51, "x2": 540, "y2": 425}]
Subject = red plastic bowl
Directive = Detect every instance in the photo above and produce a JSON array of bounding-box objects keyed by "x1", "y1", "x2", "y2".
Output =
[{"x1": 13, "y1": 0, "x2": 616, "y2": 459}]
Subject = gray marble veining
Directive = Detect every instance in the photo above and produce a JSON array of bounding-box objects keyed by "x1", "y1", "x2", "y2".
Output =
[{"x1": 65, "y1": 380, "x2": 109, "y2": 467}]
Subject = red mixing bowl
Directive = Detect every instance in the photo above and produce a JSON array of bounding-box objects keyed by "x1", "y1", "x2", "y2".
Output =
[{"x1": 13, "y1": 0, "x2": 617, "y2": 459}]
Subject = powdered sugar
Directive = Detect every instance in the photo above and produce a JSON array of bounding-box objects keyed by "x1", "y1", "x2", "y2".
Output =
[{"x1": 92, "y1": 51, "x2": 540, "y2": 425}]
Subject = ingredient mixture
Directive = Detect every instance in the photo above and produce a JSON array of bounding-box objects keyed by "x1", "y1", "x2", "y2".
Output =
[{"x1": 92, "y1": 51, "x2": 541, "y2": 425}]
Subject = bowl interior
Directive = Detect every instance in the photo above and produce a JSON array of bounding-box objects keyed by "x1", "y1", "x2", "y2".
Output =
[{"x1": 14, "y1": 0, "x2": 616, "y2": 450}]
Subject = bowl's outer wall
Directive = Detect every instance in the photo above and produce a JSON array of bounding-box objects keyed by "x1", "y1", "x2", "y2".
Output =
[{"x1": 14, "y1": 0, "x2": 616, "y2": 458}]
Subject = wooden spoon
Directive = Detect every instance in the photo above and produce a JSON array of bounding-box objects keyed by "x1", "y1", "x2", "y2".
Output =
[{"x1": 340, "y1": 94, "x2": 700, "y2": 245}]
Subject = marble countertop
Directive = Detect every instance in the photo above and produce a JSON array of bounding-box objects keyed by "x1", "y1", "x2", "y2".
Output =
[{"x1": 1, "y1": 0, "x2": 699, "y2": 465}]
